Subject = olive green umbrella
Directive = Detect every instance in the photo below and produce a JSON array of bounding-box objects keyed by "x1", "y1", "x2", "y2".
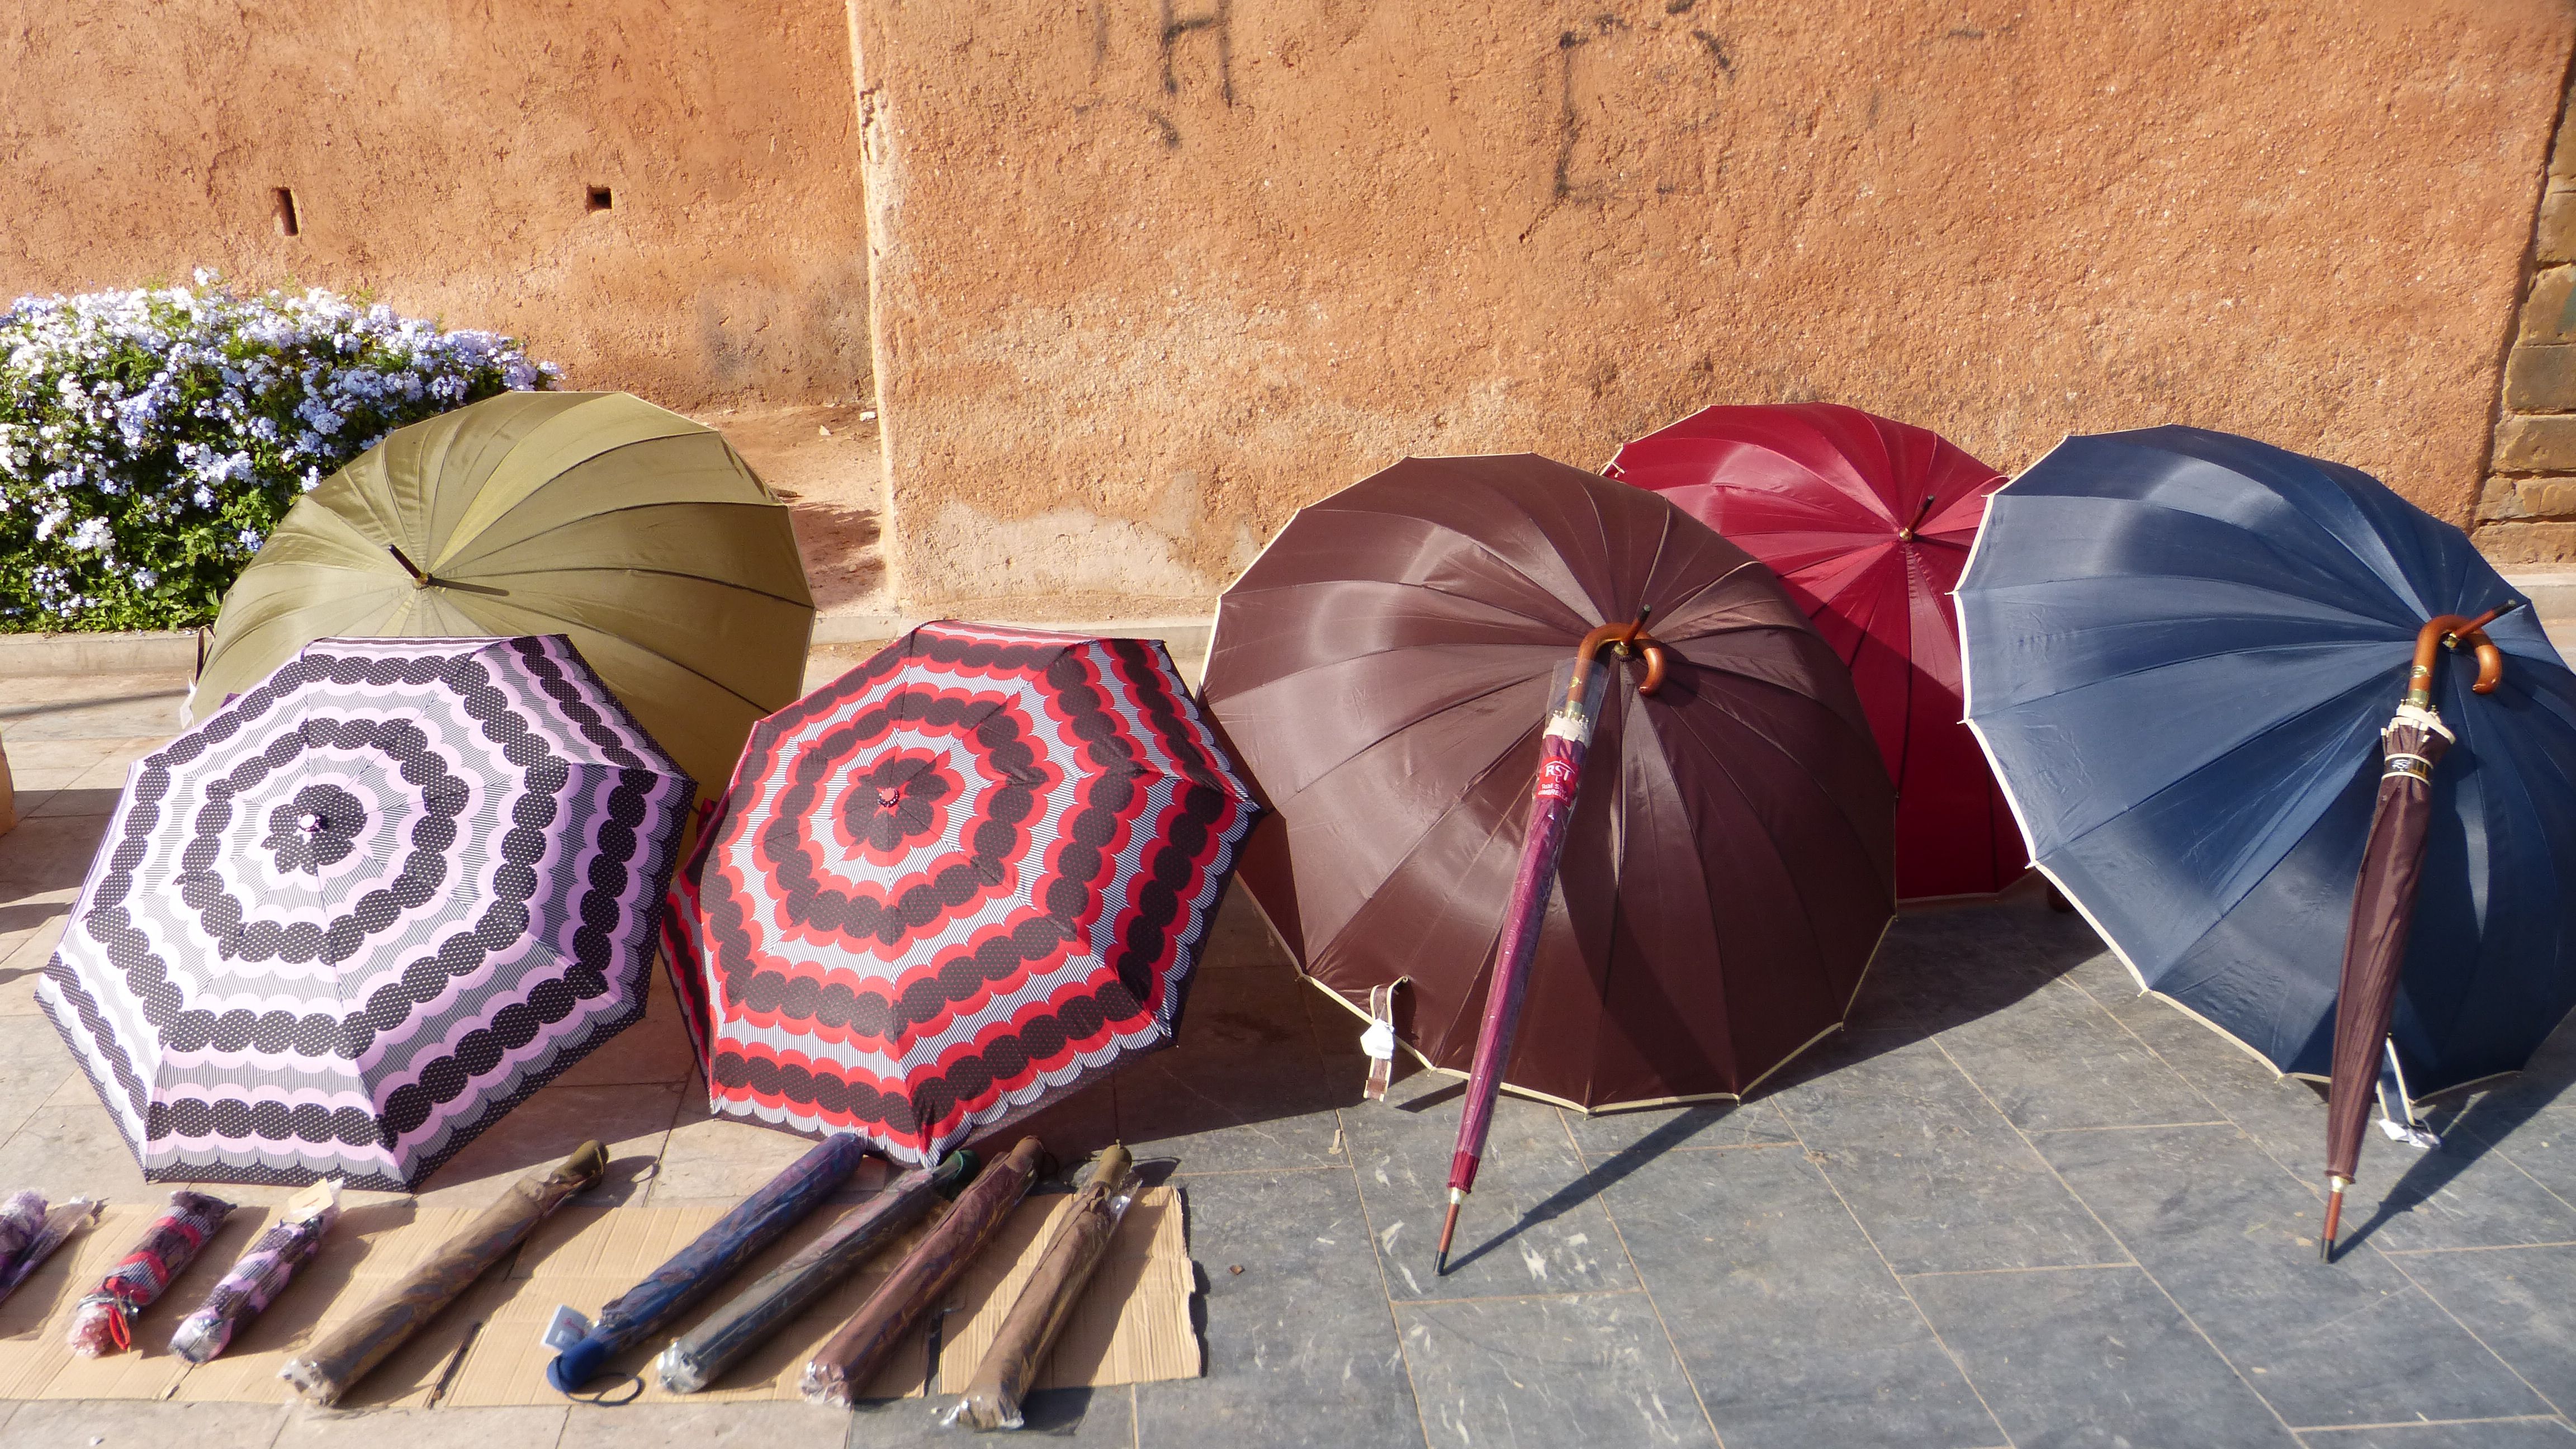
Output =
[{"x1": 191, "y1": 391, "x2": 814, "y2": 801}]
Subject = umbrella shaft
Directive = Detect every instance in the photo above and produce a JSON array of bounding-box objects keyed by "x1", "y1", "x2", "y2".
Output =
[{"x1": 1448, "y1": 721, "x2": 1592, "y2": 1194}]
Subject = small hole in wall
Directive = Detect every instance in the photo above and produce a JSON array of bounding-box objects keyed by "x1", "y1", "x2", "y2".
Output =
[
  {"x1": 273, "y1": 188, "x2": 301, "y2": 237},
  {"x1": 586, "y1": 186, "x2": 613, "y2": 212}
]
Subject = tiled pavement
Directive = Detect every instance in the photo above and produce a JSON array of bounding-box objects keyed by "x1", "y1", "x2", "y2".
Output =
[{"x1": 7, "y1": 670, "x2": 2576, "y2": 1447}]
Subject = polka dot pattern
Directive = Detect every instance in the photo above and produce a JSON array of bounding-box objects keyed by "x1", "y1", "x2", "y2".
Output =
[
  {"x1": 661, "y1": 621, "x2": 1261, "y2": 1166},
  {"x1": 36, "y1": 635, "x2": 694, "y2": 1191}
]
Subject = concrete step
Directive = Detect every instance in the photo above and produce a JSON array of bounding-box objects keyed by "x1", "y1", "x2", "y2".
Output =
[{"x1": 2502, "y1": 567, "x2": 2576, "y2": 656}]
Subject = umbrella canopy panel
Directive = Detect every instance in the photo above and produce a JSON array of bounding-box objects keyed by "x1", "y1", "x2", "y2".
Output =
[
  {"x1": 1604, "y1": 402, "x2": 2023, "y2": 899},
  {"x1": 1205, "y1": 454, "x2": 1896, "y2": 1111},
  {"x1": 191, "y1": 391, "x2": 815, "y2": 808},
  {"x1": 1959, "y1": 427, "x2": 2576, "y2": 1096},
  {"x1": 38, "y1": 636, "x2": 694, "y2": 1189},
  {"x1": 665, "y1": 622, "x2": 1262, "y2": 1167}
]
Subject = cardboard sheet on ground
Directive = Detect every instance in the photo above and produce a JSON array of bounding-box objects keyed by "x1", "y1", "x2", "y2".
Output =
[{"x1": 0, "y1": 1185, "x2": 1194, "y2": 1406}]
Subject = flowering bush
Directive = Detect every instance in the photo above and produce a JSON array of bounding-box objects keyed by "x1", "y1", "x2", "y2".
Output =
[{"x1": 0, "y1": 274, "x2": 556, "y2": 631}]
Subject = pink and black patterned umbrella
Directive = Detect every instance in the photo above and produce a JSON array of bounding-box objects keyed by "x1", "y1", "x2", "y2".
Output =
[
  {"x1": 39, "y1": 636, "x2": 693, "y2": 1190},
  {"x1": 662, "y1": 621, "x2": 1261, "y2": 1167}
]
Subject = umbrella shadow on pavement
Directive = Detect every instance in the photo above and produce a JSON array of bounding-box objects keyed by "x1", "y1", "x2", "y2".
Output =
[
  {"x1": 2338, "y1": 1015, "x2": 2576, "y2": 1253},
  {"x1": 1437, "y1": 1106, "x2": 1743, "y2": 1276}
]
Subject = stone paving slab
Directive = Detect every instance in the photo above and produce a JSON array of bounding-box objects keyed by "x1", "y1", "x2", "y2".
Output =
[{"x1": 10, "y1": 672, "x2": 2576, "y2": 1447}]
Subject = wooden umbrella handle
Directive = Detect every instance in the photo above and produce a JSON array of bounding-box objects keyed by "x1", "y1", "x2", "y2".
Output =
[
  {"x1": 1569, "y1": 616, "x2": 1666, "y2": 706},
  {"x1": 2407, "y1": 603, "x2": 2520, "y2": 708}
]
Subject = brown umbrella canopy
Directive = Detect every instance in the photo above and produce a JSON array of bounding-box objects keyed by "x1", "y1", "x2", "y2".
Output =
[{"x1": 1204, "y1": 455, "x2": 1896, "y2": 1109}]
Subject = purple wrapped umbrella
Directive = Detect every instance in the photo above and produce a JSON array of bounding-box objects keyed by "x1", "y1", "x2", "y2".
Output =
[
  {"x1": 171, "y1": 1178, "x2": 342, "y2": 1363},
  {"x1": 0, "y1": 1191, "x2": 47, "y2": 1270},
  {"x1": 37, "y1": 636, "x2": 694, "y2": 1190},
  {"x1": 0, "y1": 1197, "x2": 102, "y2": 1305}
]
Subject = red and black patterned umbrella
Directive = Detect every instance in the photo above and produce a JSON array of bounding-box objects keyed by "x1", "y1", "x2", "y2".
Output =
[{"x1": 662, "y1": 622, "x2": 1261, "y2": 1166}]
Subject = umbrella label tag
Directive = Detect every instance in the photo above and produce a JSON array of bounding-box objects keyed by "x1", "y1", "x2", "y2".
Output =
[
  {"x1": 541, "y1": 1305, "x2": 593, "y2": 1353},
  {"x1": 1362, "y1": 980, "x2": 1405, "y2": 1101},
  {"x1": 1535, "y1": 756, "x2": 1580, "y2": 802}
]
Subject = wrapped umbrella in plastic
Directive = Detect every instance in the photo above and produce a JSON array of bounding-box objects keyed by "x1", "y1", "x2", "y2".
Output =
[
  {"x1": 0, "y1": 1197, "x2": 102, "y2": 1305},
  {"x1": 68, "y1": 1190, "x2": 233, "y2": 1356},
  {"x1": 170, "y1": 1179, "x2": 342, "y2": 1363},
  {"x1": 659, "y1": 1150, "x2": 977, "y2": 1394},
  {"x1": 544, "y1": 1132, "x2": 873, "y2": 1393}
]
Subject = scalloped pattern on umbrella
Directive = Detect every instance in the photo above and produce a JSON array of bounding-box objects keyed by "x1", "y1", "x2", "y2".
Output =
[
  {"x1": 37, "y1": 636, "x2": 693, "y2": 1190},
  {"x1": 662, "y1": 621, "x2": 1261, "y2": 1167}
]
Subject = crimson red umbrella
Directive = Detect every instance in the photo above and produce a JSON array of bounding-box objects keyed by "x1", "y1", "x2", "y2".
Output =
[
  {"x1": 661, "y1": 621, "x2": 1262, "y2": 1167},
  {"x1": 1604, "y1": 403, "x2": 2023, "y2": 899}
]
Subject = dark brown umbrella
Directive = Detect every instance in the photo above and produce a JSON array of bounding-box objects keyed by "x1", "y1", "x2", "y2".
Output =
[
  {"x1": 2320, "y1": 605, "x2": 2515, "y2": 1262},
  {"x1": 1204, "y1": 454, "x2": 1896, "y2": 1113}
]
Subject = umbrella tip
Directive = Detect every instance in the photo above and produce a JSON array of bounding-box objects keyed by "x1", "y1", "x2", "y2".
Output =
[
  {"x1": 2320, "y1": 1177, "x2": 2347, "y2": 1265},
  {"x1": 1436, "y1": 1198, "x2": 1462, "y2": 1277}
]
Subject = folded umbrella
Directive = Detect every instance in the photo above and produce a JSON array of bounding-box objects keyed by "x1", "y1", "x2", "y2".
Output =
[
  {"x1": 1604, "y1": 402, "x2": 2023, "y2": 898},
  {"x1": 40, "y1": 636, "x2": 692, "y2": 1188},
  {"x1": 190, "y1": 390, "x2": 813, "y2": 809},
  {"x1": 1959, "y1": 427, "x2": 2576, "y2": 1134},
  {"x1": 1203, "y1": 454, "x2": 1895, "y2": 1120},
  {"x1": 663, "y1": 622, "x2": 1261, "y2": 1165},
  {"x1": 2318, "y1": 605, "x2": 2518, "y2": 1260}
]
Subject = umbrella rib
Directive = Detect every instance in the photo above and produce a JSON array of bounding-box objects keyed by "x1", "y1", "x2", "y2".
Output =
[
  {"x1": 1221, "y1": 575, "x2": 1592, "y2": 636},
  {"x1": 2021, "y1": 490, "x2": 2427, "y2": 623},
  {"x1": 1973, "y1": 636, "x2": 2405, "y2": 715},
  {"x1": 434, "y1": 498, "x2": 798, "y2": 576},
  {"x1": 1646, "y1": 697, "x2": 1846, "y2": 998},
  {"x1": 1239, "y1": 504, "x2": 1603, "y2": 628},
  {"x1": 2049, "y1": 671, "x2": 2392, "y2": 882},
  {"x1": 1248, "y1": 669, "x2": 1547, "y2": 813},
  {"x1": 1972, "y1": 574, "x2": 2412, "y2": 642},
  {"x1": 445, "y1": 564, "x2": 817, "y2": 610},
  {"x1": 442, "y1": 594, "x2": 780, "y2": 716},
  {"x1": 1308, "y1": 730, "x2": 1534, "y2": 995}
]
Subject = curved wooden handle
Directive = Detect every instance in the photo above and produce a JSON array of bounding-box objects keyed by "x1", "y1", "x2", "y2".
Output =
[
  {"x1": 2410, "y1": 612, "x2": 2508, "y2": 705},
  {"x1": 1568, "y1": 617, "x2": 1667, "y2": 704}
]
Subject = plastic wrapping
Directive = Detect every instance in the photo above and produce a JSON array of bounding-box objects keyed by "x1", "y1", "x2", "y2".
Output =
[
  {"x1": 950, "y1": 1145, "x2": 1137, "y2": 1431},
  {"x1": 545, "y1": 1133, "x2": 870, "y2": 1393},
  {"x1": 280, "y1": 1140, "x2": 604, "y2": 1407},
  {"x1": 67, "y1": 1190, "x2": 234, "y2": 1356},
  {"x1": 799, "y1": 1137, "x2": 1045, "y2": 1407},
  {"x1": 0, "y1": 1198, "x2": 102, "y2": 1304},
  {"x1": 169, "y1": 1179, "x2": 341, "y2": 1364},
  {"x1": 0, "y1": 1190, "x2": 49, "y2": 1271},
  {"x1": 658, "y1": 1150, "x2": 974, "y2": 1394}
]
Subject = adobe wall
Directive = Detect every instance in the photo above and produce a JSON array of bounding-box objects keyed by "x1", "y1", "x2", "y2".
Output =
[
  {"x1": 854, "y1": 0, "x2": 2576, "y2": 615},
  {"x1": 0, "y1": 1, "x2": 870, "y2": 411}
]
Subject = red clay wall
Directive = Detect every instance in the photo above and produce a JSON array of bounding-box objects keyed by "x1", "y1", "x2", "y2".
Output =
[
  {"x1": 0, "y1": 1, "x2": 870, "y2": 411},
  {"x1": 855, "y1": 0, "x2": 2576, "y2": 614}
]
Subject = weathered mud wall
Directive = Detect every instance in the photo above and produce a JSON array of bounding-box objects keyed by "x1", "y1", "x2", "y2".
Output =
[
  {"x1": 0, "y1": 1, "x2": 870, "y2": 411},
  {"x1": 855, "y1": 0, "x2": 2575, "y2": 613}
]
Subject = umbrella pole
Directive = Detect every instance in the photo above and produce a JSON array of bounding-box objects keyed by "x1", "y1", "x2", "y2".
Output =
[
  {"x1": 1435, "y1": 614, "x2": 1665, "y2": 1276},
  {"x1": 2317, "y1": 602, "x2": 2520, "y2": 1266}
]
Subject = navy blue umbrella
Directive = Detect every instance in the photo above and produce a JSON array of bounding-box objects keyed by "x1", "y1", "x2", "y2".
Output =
[{"x1": 1958, "y1": 427, "x2": 2576, "y2": 1102}]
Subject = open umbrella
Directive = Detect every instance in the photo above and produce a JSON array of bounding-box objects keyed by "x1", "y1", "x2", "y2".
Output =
[
  {"x1": 1603, "y1": 402, "x2": 2022, "y2": 898},
  {"x1": 662, "y1": 621, "x2": 1261, "y2": 1167},
  {"x1": 1202, "y1": 454, "x2": 1896, "y2": 1234},
  {"x1": 1958, "y1": 427, "x2": 2576, "y2": 1159},
  {"x1": 190, "y1": 391, "x2": 813, "y2": 807},
  {"x1": 39, "y1": 636, "x2": 693, "y2": 1189}
]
